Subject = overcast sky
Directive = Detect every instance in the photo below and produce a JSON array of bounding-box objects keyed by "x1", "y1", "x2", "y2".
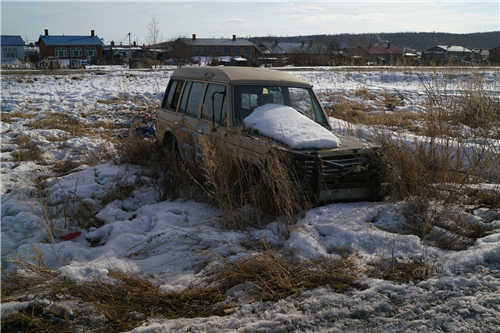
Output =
[{"x1": 1, "y1": 1, "x2": 499, "y2": 44}]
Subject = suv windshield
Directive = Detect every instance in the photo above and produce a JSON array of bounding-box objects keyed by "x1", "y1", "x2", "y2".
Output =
[{"x1": 233, "y1": 85, "x2": 328, "y2": 126}]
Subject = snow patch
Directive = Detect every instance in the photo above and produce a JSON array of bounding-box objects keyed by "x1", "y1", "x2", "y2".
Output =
[{"x1": 244, "y1": 104, "x2": 341, "y2": 149}]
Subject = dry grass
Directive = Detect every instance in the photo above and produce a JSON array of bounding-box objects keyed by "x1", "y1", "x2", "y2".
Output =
[
  {"x1": 376, "y1": 137, "x2": 467, "y2": 200},
  {"x1": 420, "y1": 74, "x2": 500, "y2": 139},
  {"x1": 26, "y1": 112, "x2": 123, "y2": 140},
  {"x1": 1, "y1": 269, "x2": 228, "y2": 332},
  {"x1": 366, "y1": 257, "x2": 436, "y2": 283},
  {"x1": 51, "y1": 160, "x2": 80, "y2": 176},
  {"x1": 326, "y1": 95, "x2": 367, "y2": 115},
  {"x1": 2, "y1": 249, "x2": 361, "y2": 331},
  {"x1": 116, "y1": 136, "x2": 159, "y2": 167},
  {"x1": 402, "y1": 196, "x2": 488, "y2": 250},
  {"x1": 116, "y1": 135, "x2": 194, "y2": 200},
  {"x1": 97, "y1": 96, "x2": 130, "y2": 105},
  {"x1": 354, "y1": 88, "x2": 377, "y2": 100},
  {"x1": 462, "y1": 187, "x2": 500, "y2": 209},
  {"x1": 101, "y1": 182, "x2": 136, "y2": 206},
  {"x1": 27, "y1": 113, "x2": 89, "y2": 137},
  {"x1": 1, "y1": 303, "x2": 74, "y2": 333},
  {"x1": 199, "y1": 137, "x2": 310, "y2": 229},
  {"x1": 210, "y1": 251, "x2": 362, "y2": 302},
  {"x1": 11, "y1": 134, "x2": 42, "y2": 162},
  {"x1": 382, "y1": 92, "x2": 405, "y2": 111},
  {"x1": 324, "y1": 96, "x2": 423, "y2": 132},
  {"x1": 56, "y1": 270, "x2": 228, "y2": 331},
  {"x1": 117, "y1": 134, "x2": 309, "y2": 229},
  {"x1": 1, "y1": 111, "x2": 35, "y2": 123}
]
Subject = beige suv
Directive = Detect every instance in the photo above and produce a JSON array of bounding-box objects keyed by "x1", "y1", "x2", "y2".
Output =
[{"x1": 156, "y1": 66, "x2": 380, "y2": 201}]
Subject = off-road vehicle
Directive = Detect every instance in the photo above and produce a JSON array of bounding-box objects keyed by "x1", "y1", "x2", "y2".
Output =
[{"x1": 156, "y1": 66, "x2": 380, "y2": 201}]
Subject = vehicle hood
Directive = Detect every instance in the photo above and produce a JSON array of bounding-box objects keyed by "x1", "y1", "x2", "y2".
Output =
[{"x1": 243, "y1": 104, "x2": 341, "y2": 150}]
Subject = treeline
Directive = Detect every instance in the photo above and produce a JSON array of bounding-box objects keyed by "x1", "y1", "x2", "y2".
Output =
[{"x1": 251, "y1": 31, "x2": 500, "y2": 51}]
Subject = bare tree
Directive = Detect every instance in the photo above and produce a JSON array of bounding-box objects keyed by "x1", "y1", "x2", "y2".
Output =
[
  {"x1": 169, "y1": 38, "x2": 193, "y2": 66},
  {"x1": 147, "y1": 16, "x2": 160, "y2": 46}
]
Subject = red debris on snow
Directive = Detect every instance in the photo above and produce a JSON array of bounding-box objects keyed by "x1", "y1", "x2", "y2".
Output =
[{"x1": 60, "y1": 231, "x2": 82, "y2": 241}]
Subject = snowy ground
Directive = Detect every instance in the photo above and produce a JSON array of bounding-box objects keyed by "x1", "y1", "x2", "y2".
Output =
[{"x1": 1, "y1": 66, "x2": 499, "y2": 332}]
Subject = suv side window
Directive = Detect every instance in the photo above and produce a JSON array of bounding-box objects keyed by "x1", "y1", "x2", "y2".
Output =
[
  {"x1": 162, "y1": 80, "x2": 177, "y2": 109},
  {"x1": 202, "y1": 83, "x2": 226, "y2": 125},
  {"x1": 164, "y1": 80, "x2": 184, "y2": 111},
  {"x1": 186, "y1": 82, "x2": 205, "y2": 117},
  {"x1": 288, "y1": 87, "x2": 314, "y2": 119},
  {"x1": 179, "y1": 81, "x2": 192, "y2": 113}
]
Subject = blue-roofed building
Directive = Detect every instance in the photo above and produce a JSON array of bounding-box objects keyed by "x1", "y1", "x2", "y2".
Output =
[
  {"x1": 38, "y1": 29, "x2": 104, "y2": 64},
  {"x1": 1, "y1": 35, "x2": 25, "y2": 64}
]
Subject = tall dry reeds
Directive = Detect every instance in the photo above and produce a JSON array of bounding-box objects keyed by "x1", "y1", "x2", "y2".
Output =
[{"x1": 198, "y1": 137, "x2": 309, "y2": 229}]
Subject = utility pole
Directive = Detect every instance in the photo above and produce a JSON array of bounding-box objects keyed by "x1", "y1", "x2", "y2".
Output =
[{"x1": 128, "y1": 32, "x2": 132, "y2": 68}]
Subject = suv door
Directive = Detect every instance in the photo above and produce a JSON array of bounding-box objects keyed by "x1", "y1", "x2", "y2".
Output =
[
  {"x1": 158, "y1": 79, "x2": 185, "y2": 143},
  {"x1": 176, "y1": 81, "x2": 207, "y2": 166},
  {"x1": 197, "y1": 83, "x2": 229, "y2": 161}
]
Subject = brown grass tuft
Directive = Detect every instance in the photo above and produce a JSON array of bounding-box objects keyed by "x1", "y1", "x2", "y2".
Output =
[
  {"x1": 199, "y1": 137, "x2": 310, "y2": 229},
  {"x1": 2, "y1": 248, "x2": 361, "y2": 331},
  {"x1": 1, "y1": 111, "x2": 35, "y2": 123},
  {"x1": 12, "y1": 135, "x2": 42, "y2": 162},
  {"x1": 27, "y1": 113, "x2": 89, "y2": 137},
  {"x1": 354, "y1": 88, "x2": 377, "y2": 100},
  {"x1": 367, "y1": 257, "x2": 436, "y2": 283},
  {"x1": 210, "y1": 251, "x2": 362, "y2": 302}
]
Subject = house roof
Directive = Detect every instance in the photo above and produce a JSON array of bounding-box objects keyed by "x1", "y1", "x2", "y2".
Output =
[
  {"x1": 435, "y1": 45, "x2": 472, "y2": 53},
  {"x1": 182, "y1": 38, "x2": 256, "y2": 47},
  {"x1": 342, "y1": 47, "x2": 369, "y2": 57},
  {"x1": 343, "y1": 45, "x2": 403, "y2": 56},
  {"x1": 1, "y1": 35, "x2": 25, "y2": 46},
  {"x1": 259, "y1": 41, "x2": 328, "y2": 55},
  {"x1": 366, "y1": 45, "x2": 403, "y2": 55},
  {"x1": 39, "y1": 35, "x2": 103, "y2": 47}
]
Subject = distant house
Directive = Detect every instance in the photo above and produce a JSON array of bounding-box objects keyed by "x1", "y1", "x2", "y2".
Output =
[
  {"x1": 423, "y1": 45, "x2": 473, "y2": 63},
  {"x1": 365, "y1": 44, "x2": 403, "y2": 63},
  {"x1": 177, "y1": 34, "x2": 258, "y2": 61},
  {"x1": 489, "y1": 46, "x2": 500, "y2": 64},
  {"x1": 38, "y1": 29, "x2": 104, "y2": 64},
  {"x1": 342, "y1": 43, "x2": 403, "y2": 64},
  {"x1": 259, "y1": 40, "x2": 328, "y2": 55},
  {"x1": 1, "y1": 35, "x2": 25, "y2": 65},
  {"x1": 471, "y1": 48, "x2": 489, "y2": 62},
  {"x1": 258, "y1": 40, "x2": 330, "y2": 65}
]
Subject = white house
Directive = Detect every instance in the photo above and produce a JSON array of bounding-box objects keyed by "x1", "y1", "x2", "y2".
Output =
[{"x1": 1, "y1": 35, "x2": 25, "y2": 65}]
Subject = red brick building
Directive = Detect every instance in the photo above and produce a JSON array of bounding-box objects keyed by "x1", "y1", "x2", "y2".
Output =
[{"x1": 181, "y1": 34, "x2": 258, "y2": 59}]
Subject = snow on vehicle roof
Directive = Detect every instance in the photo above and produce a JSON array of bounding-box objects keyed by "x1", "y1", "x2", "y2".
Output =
[
  {"x1": 243, "y1": 104, "x2": 341, "y2": 149},
  {"x1": 171, "y1": 66, "x2": 312, "y2": 87}
]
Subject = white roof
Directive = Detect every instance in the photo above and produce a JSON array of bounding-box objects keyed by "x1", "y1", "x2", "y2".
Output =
[{"x1": 437, "y1": 45, "x2": 472, "y2": 53}]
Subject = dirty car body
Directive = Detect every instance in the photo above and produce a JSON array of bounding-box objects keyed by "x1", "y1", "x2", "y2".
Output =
[{"x1": 156, "y1": 66, "x2": 380, "y2": 202}]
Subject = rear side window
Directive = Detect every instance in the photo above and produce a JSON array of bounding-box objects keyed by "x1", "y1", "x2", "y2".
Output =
[
  {"x1": 163, "y1": 79, "x2": 184, "y2": 110},
  {"x1": 162, "y1": 80, "x2": 176, "y2": 108},
  {"x1": 179, "y1": 81, "x2": 192, "y2": 113},
  {"x1": 186, "y1": 82, "x2": 205, "y2": 117},
  {"x1": 202, "y1": 84, "x2": 226, "y2": 125}
]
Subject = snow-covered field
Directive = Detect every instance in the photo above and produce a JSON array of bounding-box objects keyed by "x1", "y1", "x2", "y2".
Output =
[{"x1": 1, "y1": 67, "x2": 499, "y2": 332}]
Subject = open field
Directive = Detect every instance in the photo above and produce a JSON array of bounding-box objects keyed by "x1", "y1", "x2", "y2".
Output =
[{"x1": 1, "y1": 67, "x2": 499, "y2": 332}]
